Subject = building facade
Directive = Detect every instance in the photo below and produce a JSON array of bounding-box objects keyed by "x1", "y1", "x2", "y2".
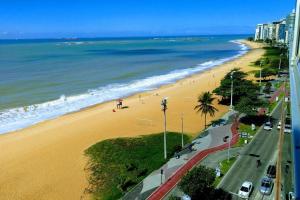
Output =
[
  {"x1": 254, "y1": 14, "x2": 295, "y2": 44},
  {"x1": 289, "y1": 1, "x2": 300, "y2": 199}
]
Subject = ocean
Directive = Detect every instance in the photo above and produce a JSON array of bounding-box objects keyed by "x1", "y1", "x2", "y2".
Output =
[{"x1": 0, "y1": 35, "x2": 249, "y2": 134}]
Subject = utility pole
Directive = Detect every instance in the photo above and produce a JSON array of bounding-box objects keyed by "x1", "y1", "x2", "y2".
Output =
[
  {"x1": 275, "y1": 79, "x2": 287, "y2": 200},
  {"x1": 227, "y1": 133, "x2": 239, "y2": 162},
  {"x1": 227, "y1": 135, "x2": 231, "y2": 163},
  {"x1": 279, "y1": 53, "x2": 283, "y2": 71},
  {"x1": 161, "y1": 98, "x2": 168, "y2": 159},
  {"x1": 230, "y1": 71, "x2": 235, "y2": 110},
  {"x1": 181, "y1": 113, "x2": 184, "y2": 148},
  {"x1": 260, "y1": 60, "x2": 263, "y2": 88}
]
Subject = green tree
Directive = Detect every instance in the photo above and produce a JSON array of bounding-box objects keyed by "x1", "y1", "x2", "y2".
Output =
[
  {"x1": 179, "y1": 166, "x2": 215, "y2": 199},
  {"x1": 254, "y1": 68, "x2": 277, "y2": 80},
  {"x1": 235, "y1": 96, "x2": 266, "y2": 116},
  {"x1": 194, "y1": 91, "x2": 218, "y2": 128},
  {"x1": 213, "y1": 69, "x2": 259, "y2": 104},
  {"x1": 210, "y1": 188, "x2": 232, "y2": 200},
  {"x1": 247, "y1": 37, "x2": 254, "y2": 41},
  {"x1": 264, "y1": 82, "x2": 272, "y2": 94},
  {"x1": 235, "y1": 97, "x2": 257, "y2": 116}
]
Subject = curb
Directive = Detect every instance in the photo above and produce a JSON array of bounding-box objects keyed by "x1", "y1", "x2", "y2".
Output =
[{"x1": 146, "y1": 119, "x2": 239, "y2": 200}]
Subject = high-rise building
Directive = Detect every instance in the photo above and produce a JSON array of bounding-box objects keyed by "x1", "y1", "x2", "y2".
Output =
[
  {"x1": 289, "y1": 2, "x2": 300, "y2": 200},
  {"x1": 267, "y1": 23, "x2": 276, "y2": 39},
  {"x1": 278, "y1": 20, "x2": 286, "y2": 43},
  {"x1": 287, "y1": 10, "x2": 296, "y2": 47},
  {"x1": 262, "y1": 24, "x2": 269, "y2": 40},
  {"x1": 254, "y1": 13, "x2": 294, "y2": 44},
  {"x1": 255, "y1": 24, "x2": 264, "y2": 40}
]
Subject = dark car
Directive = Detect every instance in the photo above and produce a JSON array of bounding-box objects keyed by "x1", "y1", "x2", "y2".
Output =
[{"x1": 266, "y1": 165, "x2": 276, "y2": 178}]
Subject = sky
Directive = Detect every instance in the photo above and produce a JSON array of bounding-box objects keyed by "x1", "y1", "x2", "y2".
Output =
[{"x1": 0, "y1": 0, "x2": 296, "y2": 39}]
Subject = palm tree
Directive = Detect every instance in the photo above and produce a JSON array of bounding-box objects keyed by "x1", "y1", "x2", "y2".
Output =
[{"x1": 194, "y1": 91, "x2": 218, "y2": 129}]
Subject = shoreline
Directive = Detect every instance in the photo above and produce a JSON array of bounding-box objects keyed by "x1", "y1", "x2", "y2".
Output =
[
  {"x1": 0, "y1": 40, "x2": 248, "y2": 135},
  {"x1": 0, "y1": 40, "x2": 265, "y2": 200}
]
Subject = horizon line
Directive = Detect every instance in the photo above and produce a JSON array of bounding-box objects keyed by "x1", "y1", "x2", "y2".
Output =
[{"x1": 0, "y1": 33, "x2": 253, "y2": 41}]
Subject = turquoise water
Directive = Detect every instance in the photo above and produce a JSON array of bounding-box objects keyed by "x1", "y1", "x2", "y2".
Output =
[{"x1": 0, "y1": 35, "x2": 248, "y2": 134}]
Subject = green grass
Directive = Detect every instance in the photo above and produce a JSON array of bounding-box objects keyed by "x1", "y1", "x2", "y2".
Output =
[
  {"x1": 214, "y1": 156, "x2": 237, "y2": 186},
  {"x1": 274, "y1": 82, "x2": 282, "y2": 89},
  {"x1": 263, "y1": 46, "x2": 282, "y2": 59},
  {"x1": 85, "y1": 132, "x2": 191, "y2": 200},
  {"x1": 233, "y1": 123, "x2": 256, "y2": 147}
]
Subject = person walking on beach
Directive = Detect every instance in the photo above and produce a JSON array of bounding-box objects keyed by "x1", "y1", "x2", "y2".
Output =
[{"x1": 116, "y1": 99, "x2": 123, "y2": 109}]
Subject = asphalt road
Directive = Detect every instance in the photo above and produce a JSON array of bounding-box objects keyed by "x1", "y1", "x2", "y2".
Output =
[{"x1": 219, "y1": 102, "x2": 282, "y2": 200}]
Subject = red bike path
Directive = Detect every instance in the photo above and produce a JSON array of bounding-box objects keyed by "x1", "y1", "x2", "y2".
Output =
[{"x1": 147, "y1": 119, "x2": 240, "y2": 200}]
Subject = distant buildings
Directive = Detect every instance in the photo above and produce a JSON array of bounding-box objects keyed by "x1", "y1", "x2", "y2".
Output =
[{"x1": 254, "y1": 10, "x2": 296, "y2": 44}]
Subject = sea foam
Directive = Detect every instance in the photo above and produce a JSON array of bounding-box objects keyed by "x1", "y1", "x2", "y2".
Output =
[{"x1": 0, "y1": 41, "x2": 248, "y2": 134}]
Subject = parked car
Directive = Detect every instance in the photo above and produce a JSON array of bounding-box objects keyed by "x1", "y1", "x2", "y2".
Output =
[
  {"x1": 277, "y1": 121, "x2": 282, "y2": 130},
  {"x1": 266, "y1": 165, "x2": 276, "y2": 178},
  {"x1": 288, "y1": 192, "x2": 296, "y2": 200},
  {"x1": 259, "y1": 177, "x2": 273, "y2": 195},
  {"x1": 182, "y1": 194, "x2": 191, "y2": 200},
  {"x1": 265, "y1": 94, "x2": 272, "y2": 99},
  {"x1": 277, "y1": 121, "x2": 292, "y2": 133},
  {"x1": 238, "y1": 181, "x2": 253, "y2": 199},
  {"x1": 264, "y1": 122, "x2": 273, "y2": 131},
  {"x1": 284, "y1": 124, "x2": 292, "y2": 133}
]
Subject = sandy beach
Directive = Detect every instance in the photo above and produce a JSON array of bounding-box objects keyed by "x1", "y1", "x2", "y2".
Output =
[{"x1": 0, "y1": 40, "x2": 264, "y2": 200}]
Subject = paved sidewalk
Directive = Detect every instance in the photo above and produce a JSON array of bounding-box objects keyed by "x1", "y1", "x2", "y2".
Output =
[
  {"x1": 163, "y1": 147, "x2": 243, "y2": 199},
  {"x1": 122, "y1": 111, "x2": 239, "y2": 200}
]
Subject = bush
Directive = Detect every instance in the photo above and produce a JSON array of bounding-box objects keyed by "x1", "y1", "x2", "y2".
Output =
[
  {"x1": 247, "y1": 37, "x2": 254, "y2": 41},
  {"x1": 254, "y1": 68, "x2": 277, "y2": 80},
  {"x1": 210, "y1": 188, "x2": 232, "y2": 200},
  {"x1": 178, "y1": 166, "x2": 231, "y2": 200},
  {"x1": 254, "y1": 59, "x2": 262, "y2": 66},
  {"x1": 179, "y1": 166, "x2": 215, "y2": 199}
]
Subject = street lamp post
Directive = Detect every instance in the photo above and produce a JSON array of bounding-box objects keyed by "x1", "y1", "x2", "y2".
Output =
[
  {"x1": 161, "y1": 98, "x2": 168, "y2": 159},
  {"x1": 227, "y1": 133, "x2": 239, "y2": 162},
  {"x1": 181, "y1": 113, "x2": 184, "y2": 148},
  {"x1": 278, "y1": 53, "x2": 283, "y2": 71},
  {"x1": 259, "y1": 60, "x2": 263, "y2": 88},
  {"x1": 230, "y1": 71, "x2": 235, "y2": 110}
]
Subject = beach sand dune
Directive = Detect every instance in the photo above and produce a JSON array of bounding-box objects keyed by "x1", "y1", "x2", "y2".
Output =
[{"x1": 0, "y1": 41, "x2": 264, "y2": 200}]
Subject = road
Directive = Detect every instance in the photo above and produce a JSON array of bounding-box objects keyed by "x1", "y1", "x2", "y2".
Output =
[{"x1": 219, "y1": 102, "x2": 282, "y2": 200}]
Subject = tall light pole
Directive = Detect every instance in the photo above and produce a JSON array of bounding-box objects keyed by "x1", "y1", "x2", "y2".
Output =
[
  {"x1": 278, "y1": 53, "x2": 283, "y2": 71},
  {"x1": 227, "y1": 133, "x2": 239, "y2": 162},
  {"x1": 181, "y1": 113, "x2": 184, "y2": 148},
  {"x1": 259, "y1": 60, "x2": 263, "y2": 88},
  {"x1": 161, "y1": 98, "x2": 168, "y2": 159},
  {"x1": 230, "y1": 71, "x2": 235, "y2": 111}
]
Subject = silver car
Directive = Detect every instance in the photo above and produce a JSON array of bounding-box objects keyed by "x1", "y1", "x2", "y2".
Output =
[
  {"x1": 263, "y1": 122, "x2": 273, "y2": 131},
  {"x1": 260, "y1": 177, "x2": 273, "y2": 195}
]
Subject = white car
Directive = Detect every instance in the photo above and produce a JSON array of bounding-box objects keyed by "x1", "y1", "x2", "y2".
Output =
[
  {"x1": 277, "y1": 121, "x2": 282, "y2": 130},
  {"x1": 264, "y1": 122, "x2": 273, "y2": 131},
  {"x1": 277, "y1": 121, "x2": 292, "y2": 133},
  {"x1": 238, "y1": 181, "x2": 253, "y2": 199},
  {"x1": 284, "y1": 124, "x2": 292, "y2": 133}
]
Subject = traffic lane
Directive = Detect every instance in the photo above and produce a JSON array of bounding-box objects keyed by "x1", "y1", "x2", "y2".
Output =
[
  {"x1": 249, "y1": 130, "x2": 279, "y2": 199},
  {"x1": 282, "y1": 133, "x2": 293, "y2": 199},
  {"x1": 220, "y1": 106, "x2": 281, "y2": 198},
  {"x1": 220, "y1": 123, "x2": 279, "y2": 192},
  {"x1": 227, "y1": 129, "x2": 279, "y2": 200}
]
